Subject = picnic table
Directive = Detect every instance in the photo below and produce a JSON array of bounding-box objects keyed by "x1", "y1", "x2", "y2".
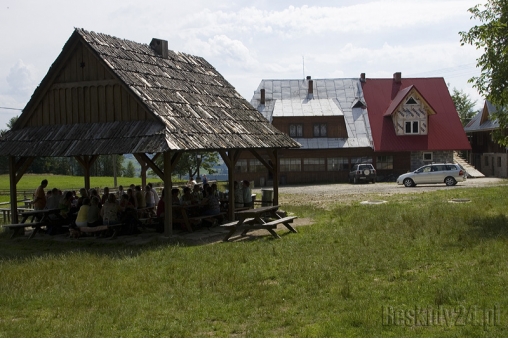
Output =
[
  {"x1": 0, "y1": 207, "x2": 34, "y2": 223},
  {"x1": 220, "y1": 205, "x2": 297, "y2": 241},
  {"x1": 2, "y1": 208, "x2": 63, "y2": 239}
]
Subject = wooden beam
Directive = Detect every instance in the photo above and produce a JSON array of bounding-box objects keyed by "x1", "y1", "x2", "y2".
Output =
[
  {"x1": 14, "y1": 157, "x2": 34, "y2": 184},
  {"x1": 272, "y1": 149, "x2": 280, "y2": 205},
  {"x1": 50, "y1": 79, "x2": 120, "y2": 90},
  {"x1": 135, "y1": 153, "x2": 165, "y2": 180},
  {"x1": 163, "y1": 151, "x2": 173, "y2": 237},
  {"x1": 9, "y1": 156, "x2": 18, "y2": 224},
  {"x1": 133, "y1": 154, "x2": 148, "y2": 188},
  {"x1": 251, "y1": 149, "x2": 273, "y2": 171},
  {"x1": 75, "y1": 155, "x2": 98, "y2": 190},
  {"x1": 220, "y1": 150, "x2": 239, "y2": 222}
]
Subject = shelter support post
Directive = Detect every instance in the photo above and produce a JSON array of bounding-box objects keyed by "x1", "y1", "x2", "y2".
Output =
[
  {"x1": 162, "y1": 151, "x2": 182, "y2": 237},
  {"x1": 250, "y1": 149, "x2": 280, "y2": 205},
  {"x1": 163, "y1": 151, "x2": 172, "y2": 237},
  {"x1": 7, "y1": 156, "x2": 34, "y2": 224},
  {"x1": 219, "y1": 150, "x2": 241, "y2": 222},
  {"x1": 75, "y1": 155, "x2": 98, "y2": 191},
  {"x1": 8, "y1": 156, "x2": 18, "y2": 224}
]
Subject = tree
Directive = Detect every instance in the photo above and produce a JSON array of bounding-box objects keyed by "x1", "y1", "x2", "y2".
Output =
[
  {"x1": 459, "y1": 0, "x2": 508, "y2": 145},
  {"x1": 124, "y1": 161, "x2": 136, "y2": 177},
  {"x1": 152, "y1": 152, "x2": 219, "y2": 179},
  {"x1": 451, "y1": 88, "x2": 478, "y2": 126}
]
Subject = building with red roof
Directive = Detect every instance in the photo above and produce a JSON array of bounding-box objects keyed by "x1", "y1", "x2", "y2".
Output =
[{"x1": 243, "y1": 73, "x2": 471, "y2": 185}]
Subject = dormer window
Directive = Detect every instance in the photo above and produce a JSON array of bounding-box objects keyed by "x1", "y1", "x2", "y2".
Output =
[
  {"x1": 384, "y1": 86, "x2": 435, "y2": 136},
  {"x1": 405, "y1": 121, "x2": 419, "y2": 134}
]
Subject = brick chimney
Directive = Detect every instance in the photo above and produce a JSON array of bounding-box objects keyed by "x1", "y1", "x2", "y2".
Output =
[
  {"x1": 308, "y1": 79, "x2": 314, "y2": 96},
  {"x1": 360, "y1": 73, "x2": 366, "y2": 82},
  {"x1": 150, "y1": 38, "x2": 168, "y2": 58},
  {"x1": 260, "y1": 89, "x2": 265, "y2": 105},
  {"x1": 393, "y1": 72, "x2": 401, "y2": 83}
]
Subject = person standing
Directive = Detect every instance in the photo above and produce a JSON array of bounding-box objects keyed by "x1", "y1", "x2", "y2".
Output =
[
  {"x1": 234, "y1": 181, "x2": 244, "y2": 208},
  {"x1": 33, "y1": 179, "x2": 48, "y2": 210},
  {"x1": 242, "y1": 180, "x2": 252, "y2": 208},
  {"x1": 148, "y1": 183, "x2": 159, "y2": 206}
]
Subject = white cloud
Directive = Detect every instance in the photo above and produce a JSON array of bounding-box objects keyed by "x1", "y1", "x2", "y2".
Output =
[
  {"x1": 6, "y1": 59, "x2": 36, "y2": 96},
  {"x1": 176, "y1": 0, "x2": 478, "y2": 39}
]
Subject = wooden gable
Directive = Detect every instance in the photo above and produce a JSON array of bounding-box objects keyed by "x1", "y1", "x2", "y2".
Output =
[{"x1": 22, "y1": 40, "x2": 154, "y2": 128}]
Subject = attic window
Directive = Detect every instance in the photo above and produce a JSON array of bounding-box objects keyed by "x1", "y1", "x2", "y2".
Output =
[
  {"x1": 406, "y1": 97, "x2": 417, "y2": 105},
  {"x1": 352, "y1": 100, "x2": 366, "y2": 109}
]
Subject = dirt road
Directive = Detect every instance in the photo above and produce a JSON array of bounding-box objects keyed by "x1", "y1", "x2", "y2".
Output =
[{"x1": 254, "y1": 177, "x2": 508, "y2": 208}]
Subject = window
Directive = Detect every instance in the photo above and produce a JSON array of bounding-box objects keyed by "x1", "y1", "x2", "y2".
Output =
[
  {"x1": 289, "y1": 124, "x2": 303, "y2": 137},
  {"x1": 405, "y1": 121, "x2": 419, "y2": 134},
  {"x1": 406, "y1": 97, "x2": 418, "y2": 105},
  {"x1": 313, "y1": 124, "x2": 327, "y2": 137},
  {"x1": 351, "y1": 157, "x2": 372, "y2": 166},
  {"x1": 327, "y1": 157, "x2": 349, "y2": 171},
  {"x1": 376, "y1": 155, "x2": 393, "y2": 170},
  {"x1": 423, "y1": 152, "x2": 433, "y2": 161},
  {"x1": 303, "y1": 158, "x2": 325, "y2": 171},
  {"x1": 280, "y1": 158, "x2": 301, "y2": 172},
  {"x1": 235, "y1": 159, "x2": 247, "y2": 173},
  {"x1": 249, "y1": 159, "x2": 265, "y2": 173}
]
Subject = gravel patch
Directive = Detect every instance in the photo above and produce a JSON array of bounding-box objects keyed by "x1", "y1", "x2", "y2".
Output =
[{"x1": 254, "y1": 177, "x2": 508, "y2": 208}]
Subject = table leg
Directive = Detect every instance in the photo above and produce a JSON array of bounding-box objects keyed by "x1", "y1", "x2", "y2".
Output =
[
  {"x1": 28, "y1": 226, "x2": 39, "y2": 239},
  {"x1": 223, "y1": 226, "x2": 237, "y2": 242},
  {"x1": 181, "y1": 209, "x2": 193, "y2": 232},
  {"x1": 267, "y1": 229, "x2": 281, "y2": 239},
  {"x1": 241, "y1": 217, "x2": 264, "y2": 236}
]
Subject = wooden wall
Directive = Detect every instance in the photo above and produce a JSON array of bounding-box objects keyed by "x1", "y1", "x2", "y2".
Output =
[
  {"x1": 272, "y1": 116, "x2": 347, "y2": 138},
  {"x1": 26, "y1": 41, "x2": 153, "y2": 127},
  {"x1": 236, "y1": 149, "x2": 411, "y2": 185}
]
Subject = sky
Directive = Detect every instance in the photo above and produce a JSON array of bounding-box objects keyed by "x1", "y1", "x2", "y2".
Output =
[{"x1": 0, "y1": 0, "x2": 485, "y2": 130}]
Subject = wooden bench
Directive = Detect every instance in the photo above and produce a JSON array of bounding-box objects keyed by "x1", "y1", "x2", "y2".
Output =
[
  {"x1": 2, "y1": 222, "x2": 44, "y2": 238},
  {"x1": 259, "y1": 216, "x2": 297, "y2": 228},
  {"x1": 220, "y1": 218, "x2": 256, "y2": 228}
]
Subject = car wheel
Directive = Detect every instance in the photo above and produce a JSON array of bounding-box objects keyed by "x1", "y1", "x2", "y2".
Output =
[
  {"x1": 353, "y1": 176, "x2": 358, "y2": 184},
  {"x1": 403, "y1": 178, "x2": 414, "y2": 187},
  {"x1": 372, "y1": 178, "x2": 376, "y2": 184},
  {"x1": 445, "y1": 176, "x2": 456, "y2": 186}
]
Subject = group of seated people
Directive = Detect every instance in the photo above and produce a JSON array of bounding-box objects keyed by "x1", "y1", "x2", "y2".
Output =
[{"x1": 38, "y1": 179, "x2": 254, "y2": 236}]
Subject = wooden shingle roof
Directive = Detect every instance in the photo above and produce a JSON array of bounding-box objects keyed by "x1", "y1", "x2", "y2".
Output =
[{"x1": 0, "y1": 28, "x2": 299, "y2": 157}]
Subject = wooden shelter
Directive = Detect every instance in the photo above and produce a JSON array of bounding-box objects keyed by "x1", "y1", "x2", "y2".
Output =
[{"x1": 0, "y1": 28, "x2": 300, "y2": 235}]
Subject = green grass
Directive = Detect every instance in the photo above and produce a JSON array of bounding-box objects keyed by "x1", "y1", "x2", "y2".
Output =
[
  {"x1": 1, "y1": 186, "x2": 508, "y2": 336},
  {"x1": 0, "y1": 174, "x2": 189, "y2": 205}
]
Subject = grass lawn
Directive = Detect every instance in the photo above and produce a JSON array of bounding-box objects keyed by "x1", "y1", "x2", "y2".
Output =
[
  {"x1": 0, "y1": 186, "x2": 507, "y2": 336},
  {"x1": 0, "y1": 174, "x2": 189, "y2": 204}
]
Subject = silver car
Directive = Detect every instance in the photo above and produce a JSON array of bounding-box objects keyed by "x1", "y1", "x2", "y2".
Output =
[{"x1": 396, "y1": 163, "x2": 466, "y2": 187}]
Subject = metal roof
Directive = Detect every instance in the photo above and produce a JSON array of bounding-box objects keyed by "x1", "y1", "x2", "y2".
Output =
[
  {"x1": 250, "y1": 78, "x2": 373, "y2": 149},
  {"x1": 464, "y1": 100, "x2": 500, "y2": 132},
  {"x1": 0, "y1": 28, "x2": 300, "y2": 157}
]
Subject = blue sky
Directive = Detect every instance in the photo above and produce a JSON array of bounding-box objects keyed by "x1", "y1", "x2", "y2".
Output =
[{"x1": 0, "y1": 0, "x2": 484, "y2": 130}]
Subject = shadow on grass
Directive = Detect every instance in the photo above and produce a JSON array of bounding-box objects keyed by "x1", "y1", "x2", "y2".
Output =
[
  {"x1": 461, "y1": 214, "x2": 508, "y2": 243},
  {"x1": 0, "y1": 223, "x2": 298, "y2": 262}
]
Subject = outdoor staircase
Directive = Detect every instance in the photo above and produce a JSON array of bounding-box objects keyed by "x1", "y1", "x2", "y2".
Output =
[{"x1": 453, "y1": 151, "x2": 485, "y2": 178}]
